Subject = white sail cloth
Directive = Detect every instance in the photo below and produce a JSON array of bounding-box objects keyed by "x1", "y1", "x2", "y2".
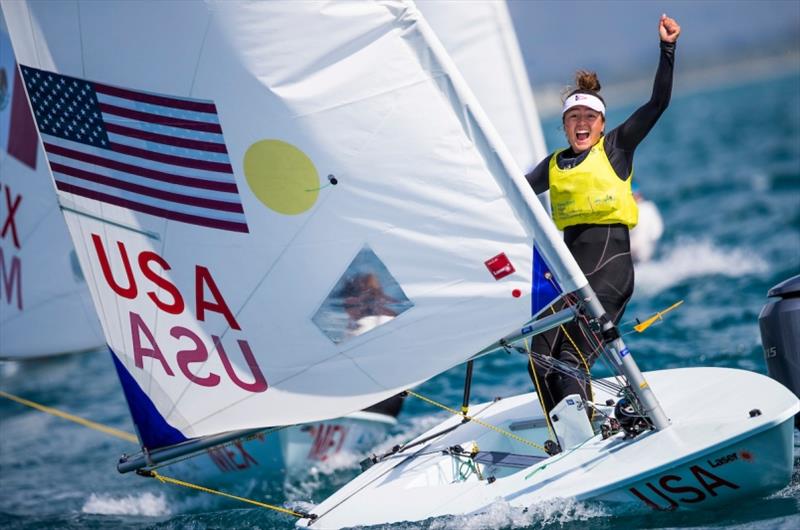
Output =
[
  {"x1": 1, "y1": 0, "x2": 586, "y2": 446},
  {"x1": 416, "y1": 0, "x2": 548, "y2": 173},
  {"x1": 0, "y1": 15, "x2": 103, "y2": 359}
]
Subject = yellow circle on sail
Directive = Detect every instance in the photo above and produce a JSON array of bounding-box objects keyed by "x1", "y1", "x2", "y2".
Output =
[{"x1": 244, "y1": 139, "x2": 319, "y2": 215}]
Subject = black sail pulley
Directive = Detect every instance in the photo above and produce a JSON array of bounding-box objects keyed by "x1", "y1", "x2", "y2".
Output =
[{"x1": 614, "y1": 397, "x2": 651, "y2": 437}]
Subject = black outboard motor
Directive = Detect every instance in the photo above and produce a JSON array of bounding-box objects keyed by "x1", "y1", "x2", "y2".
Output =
[{"x1": 758, "y1": 274, "x2": 800, "y2": 427}]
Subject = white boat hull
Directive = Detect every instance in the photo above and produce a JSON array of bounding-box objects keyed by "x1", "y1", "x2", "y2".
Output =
[
  {"x1": 299, "y1": 367, "x2": 799, "y2": 528},
  {"x1": 594, "y1": 417, "x2": 794, "y2": 510}
]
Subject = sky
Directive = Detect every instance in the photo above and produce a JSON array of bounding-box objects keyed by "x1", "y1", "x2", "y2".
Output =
[{"x1": 507, "y1": 0, "x2": 800, "y2": 94}]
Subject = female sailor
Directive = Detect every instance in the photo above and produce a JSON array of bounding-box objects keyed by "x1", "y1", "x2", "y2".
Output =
[{"x1": 525, "y1": 14, "x2": 681, "y2": 416}]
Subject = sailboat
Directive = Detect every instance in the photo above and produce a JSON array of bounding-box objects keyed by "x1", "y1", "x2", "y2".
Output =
[
  {"x1": 0, "y1": 19, "x2": 104, "y2": 359},
  {"x1": 2, "y1": 1, "x2": 795, "y2": 528}
]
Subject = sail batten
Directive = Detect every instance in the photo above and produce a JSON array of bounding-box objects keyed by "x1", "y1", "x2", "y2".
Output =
[{"x1": 2, "y1": 0, "x2": 590, "y2": 450}]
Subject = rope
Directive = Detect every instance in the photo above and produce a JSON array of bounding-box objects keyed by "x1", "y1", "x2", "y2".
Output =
[
  {"x1": 138, "y1": 469, "x2": 313, "y2": 519},
  {"x1": 542, "y1": 278, "x2": 596, "y2": 418},
  {"x1": 0, "y1": 390, "x2": 308, "y2": 519},
  {"x1": 525, "y1": 337, "x2": 557, "y2": 441},
  {"x1": 405, "y1": 390, "x2": 546, "y2": 452},
  {"x1": 522, "y1": 349, "x2": 625, "y2": 395},
  {"x1": 0, "y1": 390, "x2": 138, "y2": 443},
  {"x1": 553, "y1": 312, "x2": 594, "y2": 395},
  {"x1": 523, "y1": 431, "x2": 595, "y2": 480}
]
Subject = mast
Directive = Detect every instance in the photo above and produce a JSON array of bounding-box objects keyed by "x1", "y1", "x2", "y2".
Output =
[
  {"x1": 412, "y1": 3, "x2": 671, "y2": 431},
  {"x1": 577, "y1": 285, "x2": 671, "y2": 429}
]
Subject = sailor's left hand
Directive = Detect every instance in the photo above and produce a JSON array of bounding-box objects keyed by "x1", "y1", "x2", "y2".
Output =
[{"x1": 659, "y1": 14, "x2": 681, "y2": 43}]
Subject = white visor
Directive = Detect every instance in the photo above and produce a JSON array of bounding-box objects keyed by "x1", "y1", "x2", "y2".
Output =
[{"x1": 562, "y1": 93, "x2": 605, "y2": 116}]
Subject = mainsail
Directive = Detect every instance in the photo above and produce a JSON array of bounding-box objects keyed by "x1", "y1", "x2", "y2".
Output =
[
  {"x1": 416, "y1": 0, "x2": 548, "y2": 172},
  {"x1": 1, "y1": 0, "x2": 591, "y2": 455},
  {"x1": 0, "y1": 14, "x2": 103, "y2": 359},
  {"x1": 416, "y1": 0, "x2": 559, "y2": 314}
]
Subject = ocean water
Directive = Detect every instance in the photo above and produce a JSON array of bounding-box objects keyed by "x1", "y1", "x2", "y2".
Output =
[{"x1": 1, "y1": 74, "x2": 799, "y2": 530}]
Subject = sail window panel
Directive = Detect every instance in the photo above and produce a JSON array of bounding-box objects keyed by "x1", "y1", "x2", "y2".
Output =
[{"x1": 312, "y1": 246, "x2": 413, "y2": 344}]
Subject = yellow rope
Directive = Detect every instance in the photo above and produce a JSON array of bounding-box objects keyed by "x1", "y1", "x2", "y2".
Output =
[
  {"x1": 540, "y1": 303, "x2": 596, "y2": 420},
  {"x1": 525, "y1": 337, "x2": 557, "y2": 441},
  {"x1": 551, "y1": 308, "x2": 593, "y2": 389},
  {"x1": 0, "y1": 390, "x2": 309, "y2": 519},
  {"x1": 141, "y1": 470, "x2": 309, "y2": 518},
  {"x1": 542, "y1": 274, "x2": 594, "y2": 389},
  {"x1": 405, "y1": 390, "x2": 546, "y2": 452},
  {"x1": 524, "y1": 432, "x2": 594, "y2": 480},
  {"x1": 558, "y1": 322, "x2": 596, "y2": 418},
  {"x1": 0, "y1": 390, "x2": 138, "y2": 443}
]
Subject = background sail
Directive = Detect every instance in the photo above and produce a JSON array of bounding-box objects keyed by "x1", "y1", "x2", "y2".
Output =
[
  {"x1": 1, "y1": 0, "x2": 586, "y2": 449},
  {"x1": 0, "y1": 15, "x2": 103, "y2": 359}
]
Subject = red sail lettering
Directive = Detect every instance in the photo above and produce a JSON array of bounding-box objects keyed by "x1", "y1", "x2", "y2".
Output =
[
  {"x1": 172, "y1": 326, "x2": 220, "y2": 387},
  {"x1": 309, "y1": 425, "x2": 348, "y2": 461},
  {"x1": 659, "y1": 474, "x2": 706, "y2": 503},
  {"x1": 223, "y1": 446, "x2": 248, "y2": 469},
  {"x1": 139, "y1": 251, "x2": 185, "y2": 314},
  {"x1": 195, "y1": 265, "x2": 240, "y2": 330},
  {"x1": 1, "y1": 186, "x2": 22, "y2": 249},
  {"x1": 308, "y1": 425, "x2": 328, "y2": 460},
  {"x1": 333, "y1": 425, "x2": 347, "y2": 454},
  {"x1": 130, "y1": 311, "x2": 174, "y2": 376},
  {"x1": 214, "y1": 336, "x2": 267, "y2": 393},
  {"x1": 233, "y1": 440, "x2": 258, "y2": 468},
  {"x1": 206, "y1": 446, "x2": 235, "y2": 472},
  {"x1": 0, "y1": 248, "x2": 22, "y2": 310},
  {"x1": 690, "y1": 465, "x2": 740, "y2": 496},
  {"x1": 92, "y1": 233, "x2": 137, "y2": 298}
]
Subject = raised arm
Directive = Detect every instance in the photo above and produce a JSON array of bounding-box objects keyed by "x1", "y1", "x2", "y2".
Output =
[{"x1": 612, "y1": 15, "x2": 681, "y2": 151}]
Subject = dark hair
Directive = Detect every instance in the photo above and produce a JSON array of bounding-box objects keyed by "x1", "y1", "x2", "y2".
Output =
[{"x1": 563, "y1": 69, "x2": 605, "y2": 105}]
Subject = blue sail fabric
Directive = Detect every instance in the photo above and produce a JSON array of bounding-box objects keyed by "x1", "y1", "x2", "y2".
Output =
[
  {"x1": 531, "y1": 245, "x2": 561, "y2": 316},
  {"x1": 109, "y1": 347, "x2": 187, "y2": 450}
]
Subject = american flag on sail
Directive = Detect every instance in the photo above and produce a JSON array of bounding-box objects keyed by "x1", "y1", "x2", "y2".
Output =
[{"x1": 20, "y1": 65, "x2": 249, "y2": 233}]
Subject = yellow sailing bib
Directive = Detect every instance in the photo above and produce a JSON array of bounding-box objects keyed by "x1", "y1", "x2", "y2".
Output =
[{"x1": 548, "y1": 136, "x2": 638, "y2": 230}]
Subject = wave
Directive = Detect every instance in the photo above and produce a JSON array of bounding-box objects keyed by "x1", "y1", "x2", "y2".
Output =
[
  {"x1": 426, "y1": 497, "x2": 610, "y2": 530},
  {"x1": 81, "y1": 492, "x2": 171, "y2": 517},
  {"x1": 0, "y1": 361, "x2": 20, "y2": 377},
  {"x1": 635, "y1": 238, "x2": 769, "y2": 295}
]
